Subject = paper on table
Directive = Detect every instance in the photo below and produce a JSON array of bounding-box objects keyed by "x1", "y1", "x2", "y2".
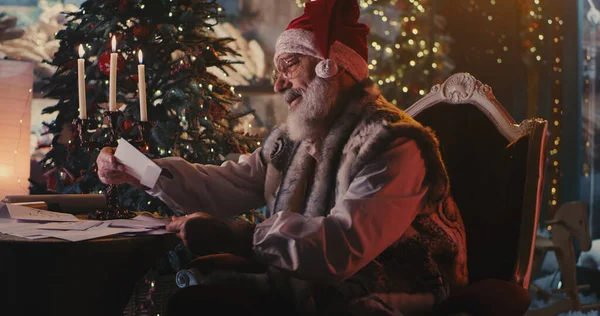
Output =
[
  {"x1": 132, "y1": 214, "x2": 170, "y2": 225},
  {"x1": 39, "y1": 229, "x2": 140, "y2": 242},
  {"x1": 107, "y1": 219, "x2": 165, "y2": 229},
  {"x1": 0, "y1": 217, "x2": 169, "y2": 241},
  {"x1": 114, "y1": 138, "x2": 162, "y2": 188},
  {"x1": 36, "y1": 221, "x2": 103, "y2": 231},
  {"x1": 0, "y1": 204, "x2": 79, "y2": 222},
  {"x1": 121, "y1": 229, "x2": 172, "y2": 237},
  {"x1": 38, "y1": 222, "x2": 152, "y2": 242},
  {"x1": 0, "y1": 220, "x2": 48, "y2": 238},
  {"x1": 22, "y1": 235, "x2": 50, "y2": 240}
]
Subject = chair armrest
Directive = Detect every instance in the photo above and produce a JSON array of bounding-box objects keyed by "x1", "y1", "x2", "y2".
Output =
[
  {"x1": 187, "y1": 253, "x2": 268, "y2": 274},
  {"x1": 434, "y1": 279, "x2": 531, "y2": 316}
]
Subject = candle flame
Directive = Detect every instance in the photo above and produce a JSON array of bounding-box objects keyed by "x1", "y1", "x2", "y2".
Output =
[
  {"x1": 138, "y1": 50, "x2": 143, "y2": 64},
  {"x1": 78, "y1": 44, "x2": 85, "y2": 58},
  {"x1": 111, "y1": 35, "x2": 116, "y2": 52}
]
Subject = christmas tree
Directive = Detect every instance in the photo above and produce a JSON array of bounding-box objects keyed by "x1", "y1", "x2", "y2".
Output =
[
  {"x1": 296, "y1": 0, "x2": 454, "y2": 108},
  {"x1": 36, "y1": 0, "x2": 259, "y2": 215}
]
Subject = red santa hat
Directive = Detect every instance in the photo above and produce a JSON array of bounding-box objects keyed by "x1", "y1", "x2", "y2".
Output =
[{"x1": 274, "y1": 0, "x2": 370, "y2": 82}]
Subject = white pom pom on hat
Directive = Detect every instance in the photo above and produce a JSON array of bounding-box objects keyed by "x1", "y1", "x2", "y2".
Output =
[{"x1": 315, "y1": 59, "x2": 339, "y2": 78}]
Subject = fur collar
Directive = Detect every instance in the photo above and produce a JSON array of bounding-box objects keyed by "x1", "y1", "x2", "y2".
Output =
[{"x1": 261, "y1": 81, "x2": 450, "y2": 218}]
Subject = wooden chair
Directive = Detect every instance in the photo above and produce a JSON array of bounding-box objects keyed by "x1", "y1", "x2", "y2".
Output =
[
  {"x1": 177, "y1": 73, "x2": 549, "y2": 315},
  {"x1": 405, "y1": 72, "x2": 548, "y2": 315}
]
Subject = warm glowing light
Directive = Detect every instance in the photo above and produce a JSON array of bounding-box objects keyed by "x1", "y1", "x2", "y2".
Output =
[
  {"x1": 0, "y1": 165, "x2": 11, "y2": 177},
  {"x1": 111, "y1": 35, "x2": 117, "y2": 52},
  {"x1": 78, "y1": 44, "x2": 85, "y2": 58},
  {"x1": 138, "y1": 50, "x2": 144, "y2": 63}
]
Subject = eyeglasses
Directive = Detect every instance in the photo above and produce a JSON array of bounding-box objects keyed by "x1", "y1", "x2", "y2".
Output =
[{"x1": 271, "y1": 55, "x2": 303, "y2": 82}]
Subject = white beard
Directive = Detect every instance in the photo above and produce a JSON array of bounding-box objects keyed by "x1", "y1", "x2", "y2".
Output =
[{"x1": 285, "y1": 75, "x2": 340, "y2": 142}]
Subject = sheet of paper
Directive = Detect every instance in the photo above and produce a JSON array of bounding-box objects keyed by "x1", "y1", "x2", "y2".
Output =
[
  {"x1": 132, "y1": 214, "x2": 170, "y2": 225},
  {"x1": 107, "y1": 219, "x2": 165, "y2": 229},
  {"x1": 22, "y1": 235, "x2": 50, "y2": 240},
  {"x1": 0, "y1": 222, "x2": 47, "y2": 238},
  {"x1": 107, "y1": 214, "x2": 169, "y2": 229},
  {"x1": 0, "y1": 215, "x2": 170, "y2": 241},
  {"x1": 121, "y1": 229, "x2": 172, "y2": 236},
  {"x1": 0, "y1": 218, "x2": 16, "y2": 225},
  {"x1": 38, "y1": 225, "x2": 152, "y2": 242},
  {"x1": 36, "y1": 221, "x2": 103, "y2": 231},
  {"x1": 1, "y1": 204, "x2": 79, "y2": 222},
  {"x1": 0, "y1": 219, "x2": 39, "y2": 236},
  {"x1": 114, "y1": 138, "x2": 162, "y2": 188}
]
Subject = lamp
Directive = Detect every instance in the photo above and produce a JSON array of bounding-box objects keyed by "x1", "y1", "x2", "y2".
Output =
[{"x1": 0, "y1": 60, "x2": 33, "y2": 198}]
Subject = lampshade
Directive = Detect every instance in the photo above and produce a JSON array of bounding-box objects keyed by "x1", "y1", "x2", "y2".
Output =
[{"x1": 0, "y1": 60, "x2": 33, "y2": 198}]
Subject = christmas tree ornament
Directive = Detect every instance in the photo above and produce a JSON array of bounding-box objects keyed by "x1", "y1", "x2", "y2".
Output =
[
  {"x1": 98, "y1": 50, "x2": 125, "y2": 77},
  {"x1": 121, "y1": 116, "x2": 136, "y2": 134},
  {"x1": 118, "y1": 0, "x2": 130, "y2": 11},
  {"x1": 132, "y1": 23, "x2": 152, "y2": 40}
]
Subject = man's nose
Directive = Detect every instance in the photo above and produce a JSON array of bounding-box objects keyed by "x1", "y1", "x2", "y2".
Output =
[{"x1": 274, "y1": 75, "x2": 292, "y2": 93}]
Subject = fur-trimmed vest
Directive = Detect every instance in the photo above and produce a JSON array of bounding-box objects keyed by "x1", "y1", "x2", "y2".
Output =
[{"x1": 259, "y1": 84, "x2": 468, "y2": 312}]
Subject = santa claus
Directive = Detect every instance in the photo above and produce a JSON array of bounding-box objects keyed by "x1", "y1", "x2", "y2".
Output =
[{"x1": 97, "y1": 0, "x2": 467, "y2": 314}]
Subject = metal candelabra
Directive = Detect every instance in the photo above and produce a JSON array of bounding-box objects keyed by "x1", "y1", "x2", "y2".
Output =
[{"x1": 73, "y1": 111, "x2": 142, "y2": 220}]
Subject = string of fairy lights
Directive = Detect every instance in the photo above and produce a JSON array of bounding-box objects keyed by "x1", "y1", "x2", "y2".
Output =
[
  {"x1": 5, "y1": 88, "x2": 33, "y2": 193},
  {"x1": 520, "y1": 0, "x2": 564, "y2": 216},
  {"x1": 548, "y1": 14, "x2": 564, "y2": 217},
  {"x1": 297, "y1": 0, "x2": 453, "y2": 107},
  {"x1": 294, "y1": 0, "x2": 564, "y2": 215},
  {"x1": 583, "y1": 55, "x2": 593, "y2": 219}
]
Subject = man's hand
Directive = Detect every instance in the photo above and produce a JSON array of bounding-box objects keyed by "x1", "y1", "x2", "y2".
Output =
[
  {"x1": 96, "y1": 147, "x2": 141, "y2": 187},
  {"x1": 166, "y1": 213, "x2": 255, "y2": 257}
]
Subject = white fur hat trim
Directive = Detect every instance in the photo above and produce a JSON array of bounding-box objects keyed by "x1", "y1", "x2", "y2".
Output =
[{"x1": 275, "y1": 28, "x2": 369, "y2": 82}]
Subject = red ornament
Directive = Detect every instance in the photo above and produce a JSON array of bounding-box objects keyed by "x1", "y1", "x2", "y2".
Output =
[
  {"x1": 63, "y1": 60, "x2": 78, "y2": 70},
  {"x1": 118, "y1": 0, "x2": 129, "y2": 11},
  {"x1": 46, "y1": 172, "x2": 57, "y2": 191},
  {"x1": 171, "y1": 60, "x2": 191, "y2": 75},
  {"x1": 121, "y1": 117, "x2": 136, "y2": 133},
  {"x1": 98, "y1": 50, "x2": 126, "y2": 77},
  {"x1": 122, "y1": 74, "x2": 139, "y2": 90},
  {"x1": 133, "y1": 24, "x2": 152, "y2": 40},
  {"x1": 139, "y1": 144, "x2": 150, "y2": 153},
  {"x1": 44, "y1": 167, "x2": 75, "y2": 191}
]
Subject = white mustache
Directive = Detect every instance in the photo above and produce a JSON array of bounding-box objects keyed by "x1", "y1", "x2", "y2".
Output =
[
  {"x1": 284, "y1": 89, "x2": 303, "y2": 104},
  {"x1": 286, "y1": 75, "x2": 340, "y2": 142}
]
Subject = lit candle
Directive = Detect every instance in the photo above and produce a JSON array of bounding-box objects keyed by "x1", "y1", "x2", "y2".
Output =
[
  {"x1": 77, "y1": 44, "x2": 87, "y2": 119},
  {"x1": 138, "y1": 50, "x2": 147, "y2": 121},
  {"x1": 109, "y1": 35, "x2": 117, "y2": 111}
]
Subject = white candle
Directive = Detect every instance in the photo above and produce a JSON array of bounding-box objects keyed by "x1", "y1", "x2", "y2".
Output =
[
  {"x1": 77, "y1": 44, "x2": 87, "y2": 119},
  {"x1": 109, "y1": 35, "x2": 117, "y2": 111},
  {"x1": 138, "y1": 50, "x2": 147, "y2": 121}
]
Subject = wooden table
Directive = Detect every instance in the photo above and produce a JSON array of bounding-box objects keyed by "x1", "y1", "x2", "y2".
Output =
[{"x1": 0, "y1": 232, "x2": 179, "y2": 316}]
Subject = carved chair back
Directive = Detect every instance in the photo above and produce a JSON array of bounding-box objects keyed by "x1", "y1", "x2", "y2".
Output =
[{"x1": 406, "y1": 73, "x2": 548, "y2": 289}]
